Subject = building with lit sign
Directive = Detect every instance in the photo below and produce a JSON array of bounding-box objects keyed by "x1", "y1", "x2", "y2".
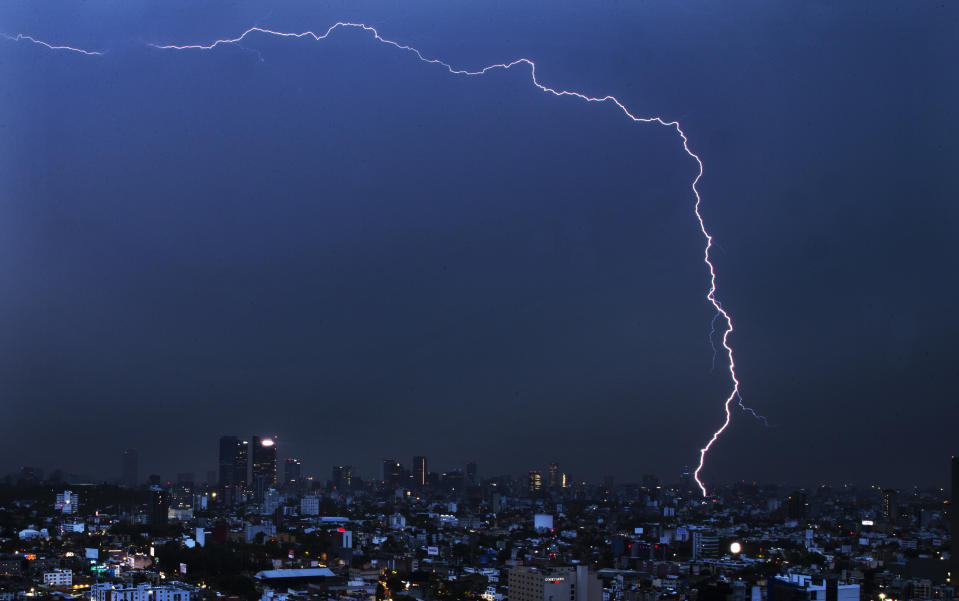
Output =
[
  {"x1": 252, "y1": 436, "x2": 277, "y2": 489},
  {"x1": 508, "y1": 566, "x2": 601, "y2": 601}
]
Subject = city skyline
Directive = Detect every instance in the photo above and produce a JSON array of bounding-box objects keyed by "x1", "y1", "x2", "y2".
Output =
[
  {"x1": 8, "y1": 445, "x2": 957, "y2": 492},
  {"x1": 0, "y1": 3, "x2": 955, "y2": 601}
]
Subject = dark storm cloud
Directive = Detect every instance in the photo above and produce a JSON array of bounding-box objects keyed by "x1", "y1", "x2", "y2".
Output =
[{"x1": 0, "y1": 0, "x2": 955, "y2": 487}]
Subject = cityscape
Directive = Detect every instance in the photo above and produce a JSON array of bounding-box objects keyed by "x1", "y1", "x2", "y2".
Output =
[
  {"x1": 2, "y1": 2, "x2": 956, "y2": 601},
  {"x1": 0, "y1": 442, "x2": 956, "y2": 601}
]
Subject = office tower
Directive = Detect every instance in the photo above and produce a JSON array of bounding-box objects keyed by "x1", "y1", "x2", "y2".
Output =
[
  {"x1": 219, "y1": 436, "x2": 248, "y2": 502},
  {"x1": 332, "y1": 465, "x2": 353, "y2": 490},
  {"x1": 413, "y1": 456, "x2": 427, "y2": 487},
  {"x1": 951, "y1": 456, "x2": 958, "y2": 584},
  {"x1": 251, "y1": 474, "x2": 268, "y2": 503},
  {"x1": 252, "y1": 436, "x2": 277, "y2": 488},
  {"x1": 235, "y1": 440, "x2": 249, "y2": 489},
  {"x1": 218, "y1": 436, "x2": 239, "y2": 488},
  {"x1": 149, "y1": 488, "x2": 168, "y2": 525},
  {"x1": 786, "y1": 490, "x2": 808, "y2": 520},
  {"x1": 548, "y1": 463, "x2": 560, "y2": 489},
  {"x1": 528, "y1": 470, "x2": 543, "y2": 494},
  {"x1": 121, "y1": 448, "x2": 138, "y2": 488},
  {"x1": 882, "y1": 488, "x2": 899, "y2": 524},
  {"x1": 680, "y1": 465, "x2": 694, "y2": 497},
  {"x1": 382, "y1": 459, "x2": 403, "y2": 488},
  {"x1": 466, "y1": 461, "x2": 478, "y2": 486},
  {"x1": 284, "y1": 458, "x2": 302, "y2": 489}
]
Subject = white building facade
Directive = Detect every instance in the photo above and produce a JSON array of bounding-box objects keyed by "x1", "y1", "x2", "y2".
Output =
[{"x1": 43, "y1": 570, "x2": 72, "y2": 586}]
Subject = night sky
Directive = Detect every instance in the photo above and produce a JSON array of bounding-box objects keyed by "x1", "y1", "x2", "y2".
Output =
[{"x1": 1, "y1": 1, "x2": 956, "y2": 488}]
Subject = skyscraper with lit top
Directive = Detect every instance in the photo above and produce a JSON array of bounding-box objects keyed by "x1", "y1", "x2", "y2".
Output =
[{"x1": 252, "y1": 436, "x2": 277, "y2": 488}]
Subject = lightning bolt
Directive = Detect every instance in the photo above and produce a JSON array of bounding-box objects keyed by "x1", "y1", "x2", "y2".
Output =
[
  {"x1": 2, "y1": 33, "x2": 104, "y2": 55},
  {"x1": 8, "y1": 21, "x2": 768, "y2": 497}
]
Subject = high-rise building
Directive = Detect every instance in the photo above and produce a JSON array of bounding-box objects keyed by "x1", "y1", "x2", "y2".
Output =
[
  {"x1": 413, "y1": 456, "x2": 427, "y2": 487},
  {"x1": 218, "y1": 436, "x2": 239, "y2": 488},
  {"x1": 149, "y1": 488, "x2": 168, "y2": 526},
  {"x1": 235, "y1": 440, "x2": 249, "y2": 489},
  {"x1": 466, "y1": 461, "x2": 478, "y2": 486},
  {"x1": 786, "y1": 490, "x2": 808, "y2": 520},
  {"x1": 284, "y1": 458, "x2": 302, "y2": 489},
  {"x1": 882, "y1": 488, "x2": 899, "y2": 524},
  {"x1": 332, "y1": 465, "x2": 353, "y2": 490},
  {"x1": 251, "y1": 436, "x2": 277, "y2": 488},
  {"x1": 218, "y1": 436, "x2": 249, "y2": 502},
  {"x1": 121, "y1": 449, "x2": 138, "y2": 488},
  {"x1": 951, "y1": 456, "x2": 958, "y2": 585},
  {"x1": 382, "y1": 459, "x2": 404, "y2": 488},
  {"x1": 680, "y1": 465, "x2": 695, "y2": 498},
  {"x1": 548, "y1": 463, "x2": 560, "y2": 489},
  {"x1": 528, "y1": 470, "x2": 543, "y2": 495}
]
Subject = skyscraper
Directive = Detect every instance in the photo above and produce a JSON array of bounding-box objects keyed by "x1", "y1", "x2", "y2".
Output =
[
  {"x1": 251, "y1": 436, "x2": 277, "y2": 488},
  {"x1": 528, "y1": 470, "x2": 543, "y2": 494},
  {"x1": 218, "y1": 436, "x2": 249, "y2": 502},
  {"x1": 382, "y1": 459, "x2": 403, "y2": 488},
  {"x1": 284, "y1": 458, "x2": 302, "y2": 490},
  {"x1": 217, "y1": 436, "x2": 240, "y2": 489},
  {"x1": 548, "y1": 462, "x2": 560, "y2": 489},
  {"x1": 332, "y1": 465, "x2": 353, "y2": 490},
  {"x1": 786, "y1": 490, "x2": 808, "y2": 520},
  {"x1": 235, "y1": 440, "x2": 249, "y2": 489},
  {"x1": 121, "y1": 448, "x2": 138, "y2": 488},
  {"x1": 149, "y1": 488, "x2": 168, "y2": 526},
  {"x1": 218, "y1": 436, "x2": 239, "y2": 488},
  {"x1": 413, "y1": 456, "x2": 427, "y2": 487},
  {"x1": 882, "y1": 488, "x2": 899, "y2": 524},
  {"x1": 466, "y1": 461, "x2": 478, "y2": 486}
]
